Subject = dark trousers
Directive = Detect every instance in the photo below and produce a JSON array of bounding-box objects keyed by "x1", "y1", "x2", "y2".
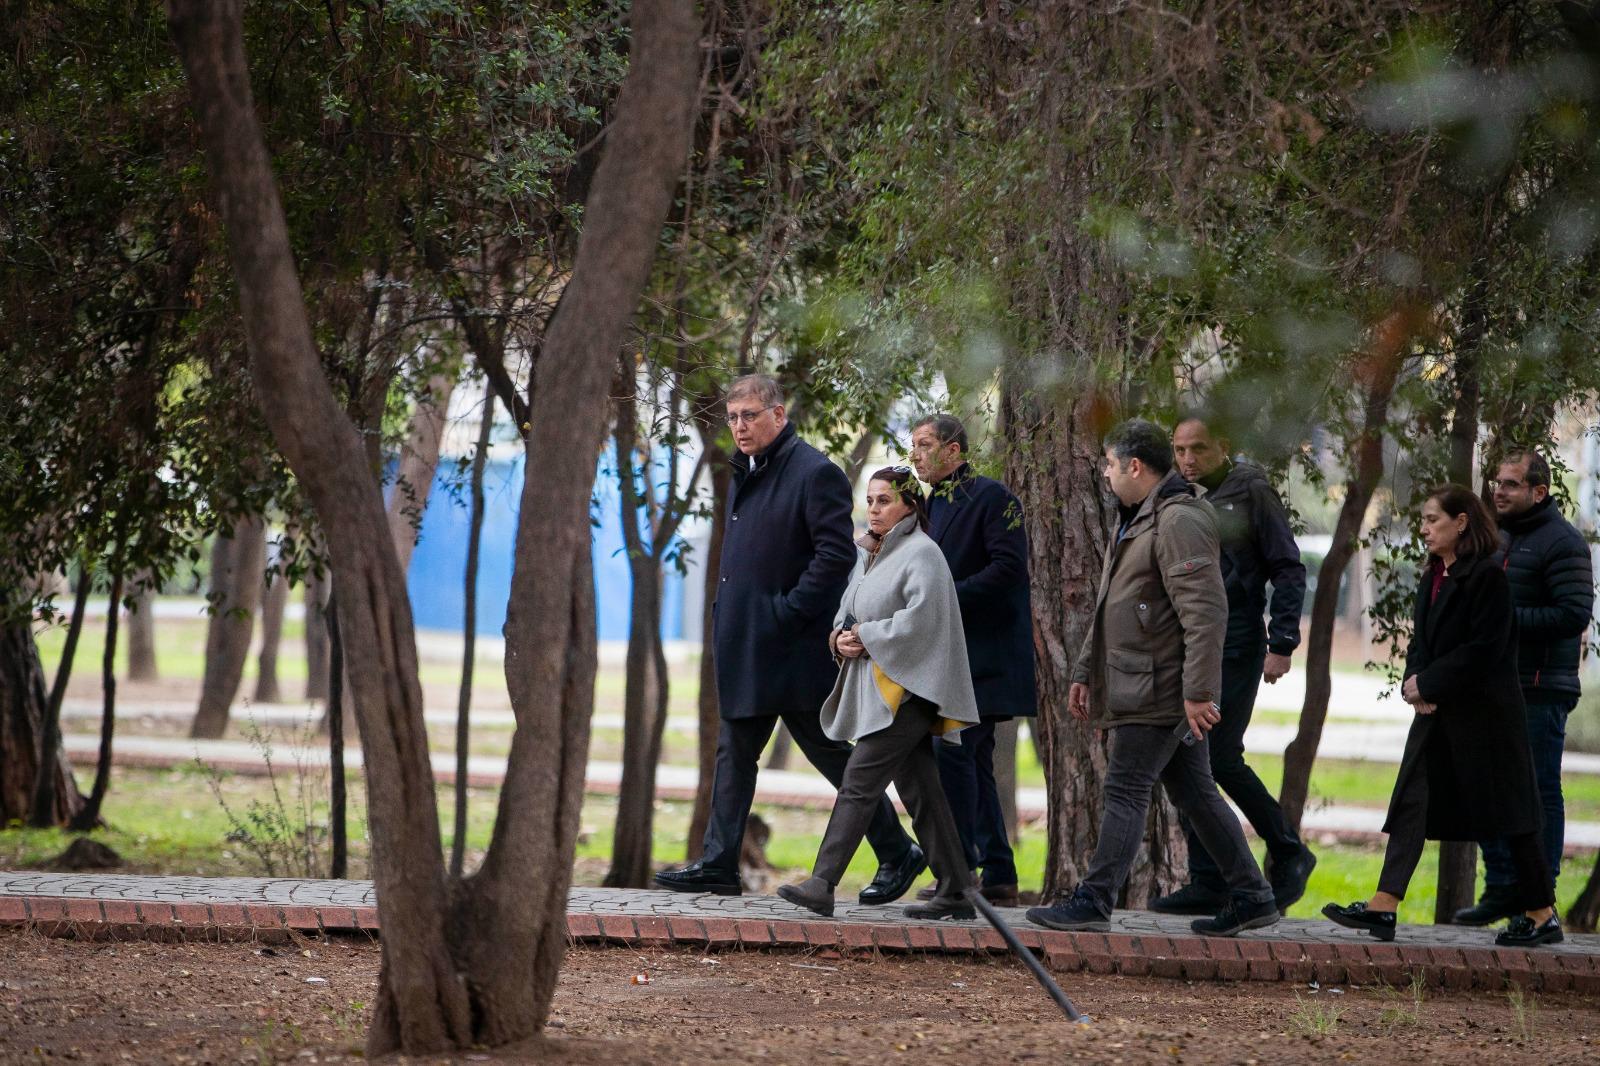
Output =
[
  {"x1": 1184, "y1": 649, "x2": 1304, "y2": 890},
  {"x1": 935, "y1": 719, "x2": 1019, "y2": 886},
  {"x1": 1078, "y1": 723, "x2": 1275, "y2": 919},
  {"x1": 700, "y1": 708, "x2": 912, "y2": 876},
  {"x1": 813, "y1": 698, "x2": 971, "y2": 899},
  {"x1": 1377, "y1": 733, "x2": 1555, "y2": 912},
  {"x1": 1481, "y1": 698, "x2": 1575, "y2": 890}
]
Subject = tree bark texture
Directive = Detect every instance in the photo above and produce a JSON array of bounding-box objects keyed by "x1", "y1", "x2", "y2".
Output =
[
  {"x1": 191, "y1": 516, "x2": 266, "y2": 738},
  {"x1": 70, "y1": 575, "x2": 124, "y2": 831},
  {"x1": 326, "y1": 594, "x2": 348, "y2": 880},
  {"x1": 30, "y1": 568, "x2": 93, "y2": 828},
  {"x1": 461, "y1": 0, "x2": 700, "y2": 1043},
  {"x1": 125, "y1": 582, "x2": 158, "y2": 682},
  {"x1": 1570, "y1": 850, "x2": 1600, "y2": 934},
  {"x1": 254, "y1": 563, "x2": 289, "y2": 704},
  {"x1": 303, "y1": 571, "x2": 330, "y2": 701},
  {"x1": 387, "y1": 372, "x2": 457, "y2": 573},
  {"x1": 166, "y1": 0, "x2": 474, "y2": 1051},
  {"x1": 1, "y1": 620, "x2": 83, "y2": 826},
  {"x1": 1279, "y1": 329, "x2": 1409, "y2": 831},
  {"x1": 687, "y1": 450, "x2": 729, "y2": 859},
  {"x1": 451, "y1": 394, "x2": 495, "y2": 878}
]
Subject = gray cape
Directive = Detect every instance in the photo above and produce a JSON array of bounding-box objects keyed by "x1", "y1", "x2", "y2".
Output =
[{"x1": 820, "y1": 515, "x2": 981, "y2": 743}]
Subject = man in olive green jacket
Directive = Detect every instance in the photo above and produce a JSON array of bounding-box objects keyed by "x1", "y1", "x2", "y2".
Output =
[{"x1": 1026, "y1": 419, "x2": 1278, "y2": 938}]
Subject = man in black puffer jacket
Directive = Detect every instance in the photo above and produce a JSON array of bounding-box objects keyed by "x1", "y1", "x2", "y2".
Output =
[
  {"x1": 1455, "y1": 450, "x2": 1595, "y2": 926},
  {"x1": 1151, "y1": 415, "x2": 1316, "y2": 917}
]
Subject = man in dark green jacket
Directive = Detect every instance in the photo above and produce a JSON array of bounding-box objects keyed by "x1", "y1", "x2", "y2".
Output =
[
  {"x1": 1151, "y1": 415, "x2": 1316, "y2": 916},
  {"x1": 1456, "y1": 449, "x2": 1595, "y2": 925},
  {"x1": 1025, "y1": 419, "x2": 1278, "y2": 938}
]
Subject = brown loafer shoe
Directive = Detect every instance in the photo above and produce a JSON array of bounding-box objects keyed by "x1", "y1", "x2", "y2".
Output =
[{"x1": 980, "y1": 883, "x2": 1021, "y2": 908}]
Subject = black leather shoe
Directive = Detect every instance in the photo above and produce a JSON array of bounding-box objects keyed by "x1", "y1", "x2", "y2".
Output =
[
  {"x1": 980, "y1": 883, "x2": 1021, "y2": 908},
  {"x1": 904, "y1": 894, "x2": 976, "y2": 921},
  {"x1": 777, "y1": 877, "x2": 835, "y2": 918},
  {"x1": 1270, "y1": 845, "x2": 1317, "y2": 913},
  {"x1": 1453, "y1": 885, "x2": 1520, "y2": 927},
  {"x1": 1192, "y1": 896, "x2": 1280, "y2": 937},
  {"x1": 1322, "y1": 900, "x2": 1396, "y2": 941},
  {"x1": 1151, "y1": 882, "x2": 1228, "y2": 916},
  {"x1": 653, "y1": 861, "x2": 741, "y2": 896},
  {"x1": 1495, "y1": 914, "x2": 1564, "y2": 948},
  {"x1": 858, "y1": 843, "x2": 926, "y2": 905}
]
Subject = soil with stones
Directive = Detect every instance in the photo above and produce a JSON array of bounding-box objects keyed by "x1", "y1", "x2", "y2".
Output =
[{"x1": 0, "y1": 928, "x2": 1595, "y2": 1065}]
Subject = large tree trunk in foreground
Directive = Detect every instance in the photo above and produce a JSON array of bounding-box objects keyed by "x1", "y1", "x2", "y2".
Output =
[
  {"x1": 169, "y1": 0, "x2": 698, "y2": 1054},
  {"x1": 191, "y1": 516, "x2": 266, "y2": 738},
  {"x1": 125, "y1": 582, "x2": 158, "y2": 681},
  {"x1": 254, "y1": 564, "x2": 288, "y2": 704},
  {"x1": 687, "y1": 452, "x2": 729, "y2": 859},
  {"x1": 70, "y1": 576, "x2": 124, "y2": 831},
  {"x1": 1280, "y1": 321, "x2": 1409, "y2": 831},
  {"x1": 387, "y1": 372, "x2": 457, "y2": 572},
  {"x1": 1, "y1": 619, "x2": 84, "y2": 826}
]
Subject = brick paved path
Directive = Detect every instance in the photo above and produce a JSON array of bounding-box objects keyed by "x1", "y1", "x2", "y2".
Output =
[{"x1": 3, "y1": 871, "x2": 1596, "y2": 993}]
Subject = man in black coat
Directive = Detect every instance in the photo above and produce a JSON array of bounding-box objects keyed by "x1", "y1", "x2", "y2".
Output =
[
  {"x1": 1152, "y1": 415, "x2": 1317, "y2": 915},
  {"x1": 655, "y1": 375, "x2": 921, "y2": 901},
  {"x1": 1455, "y1": 450, "x2": 1596, "y2": 926},
  {"x1": 908, "y1": 414, "x2": 1036, "y2": 907}
]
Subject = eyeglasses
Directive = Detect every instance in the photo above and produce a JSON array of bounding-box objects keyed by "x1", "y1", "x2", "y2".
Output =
[
  {"x1": 725, "y1": 405, "x2": 775, "y2": 426},
  {"x1": 1492, "y1": 478, "x2": 1528, "y2": 491}
]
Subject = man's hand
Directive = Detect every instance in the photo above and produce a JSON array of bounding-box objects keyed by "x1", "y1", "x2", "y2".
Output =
[
  {"x1": 1185, "y1": 698, "x2": 1221, "y2": 736},
  {"x1": 1263, "y1": 652, "x2": 1292, "y2": 684},
  {"x1": 1415, "y1": 701, "x2": 1437, "y2": 716},
  {"x1": 1401, "y1": 675, "x2": 1422, "y2": 704},
  {"x1": 836, "y1": 626, "x2": 867, "y2": 659},
  {"x1": 1069, "y1": 682, "x2": 1090, "y2": 722}
]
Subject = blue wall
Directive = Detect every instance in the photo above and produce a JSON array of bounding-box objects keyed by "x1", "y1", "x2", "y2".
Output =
[{"x1": 404, "y1": 449, "x2": 686, "y2": 641}]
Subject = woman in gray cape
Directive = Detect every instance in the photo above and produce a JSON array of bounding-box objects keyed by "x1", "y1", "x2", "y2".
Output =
[{"x1": 778, "y1": 467, "x2": 982, "y2": 920}]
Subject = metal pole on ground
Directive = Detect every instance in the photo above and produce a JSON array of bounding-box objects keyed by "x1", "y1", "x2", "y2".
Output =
[{"x1": 966, "y1": 889, "x2": 1091, "y2": 1025}]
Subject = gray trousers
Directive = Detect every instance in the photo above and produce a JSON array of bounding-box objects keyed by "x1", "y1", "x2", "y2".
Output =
[
  {"x1": 1079, "y1": 723, "x2": 1275, "y2": 918},
  {"x1": 813, "y1": 697, "x2": 972, "y2": 899}
]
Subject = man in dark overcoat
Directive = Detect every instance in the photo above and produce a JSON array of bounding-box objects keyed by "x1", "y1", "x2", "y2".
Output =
[
  {"x1": 656, "y1": 375, "x2": 921, "y2": 901},
  {"x1": 908, "y1": 413, "x2": 1035, "y2": 907}
]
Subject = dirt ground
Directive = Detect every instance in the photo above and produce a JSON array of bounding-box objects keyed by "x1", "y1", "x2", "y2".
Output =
[{"x1": 1, "y1": 929, "x2": 1596, "y2": 1065}]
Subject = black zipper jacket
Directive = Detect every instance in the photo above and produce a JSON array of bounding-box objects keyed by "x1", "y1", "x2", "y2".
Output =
[
  {"x1": 1195, "y1": 459, "x2": 1306, "y2": 658},
  {"x1": 1498, "y1": 497, "x2": 1594, "y2": 702}
]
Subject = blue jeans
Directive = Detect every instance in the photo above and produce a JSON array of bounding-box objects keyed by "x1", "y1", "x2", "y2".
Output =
[
  {"x1": 1481, "y1": 698, "x2": 1575, "y2": 890},
  {"x1": 935, "y1": 720, "x2": 1019, "y2": 886}
]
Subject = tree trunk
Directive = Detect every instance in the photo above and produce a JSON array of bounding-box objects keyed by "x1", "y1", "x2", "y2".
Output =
[
  {"x1": 687, "y1": 451, "x2": 729, "y2": 859},
  {"x1": 168, "y1": 0, "x2": 698, "y2": 1053},
  {"x1": 451, "y1": 394, "x2": 495, "y2": 878},
  {"x1": 764, "y1": 723, "x2": 793, "y2": 770},
  {"x1": 1569, "y1": 850, "x2": 1600, "y2": 933},
  {"x1": 995, "y1": 719, "x2": 1019, "y2": 843},
  {"x1": 1, "y1": 618, "x2": 84, "y2": 826},
  {"x1": 125, "y1": 581, "x2": 158, "y2": 681},
  {"x1": 254, "y1": 563, "x2": 288, "y2": 704},
  {"x1": 1280, "y1": 321, "x2": 1411, "y2": 830},
  {"x1": 327, "y1": 594, "x2": 348, "y2": 880},
  {"x1": 191, "y1": 516, "x2": 266, "y2": 738},
  {"x1": 70, "y1": 575, "x2": 124, "y2": 831},
  {"x1": 387, "y1": 372, "x2": 457, "y2": 573},
  {"x1": 29, "y1": 568, "x2": 93, "y2": 828},
  {"x1": 303, "y1": 570, "x2": 330, "y2": 701}
]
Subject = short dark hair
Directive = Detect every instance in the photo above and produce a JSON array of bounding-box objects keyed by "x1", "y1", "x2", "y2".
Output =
[
  {"x1": 868, "y1": 466, "x2": 931, "y2": 532},
  {"x1": 1104, "y1": 418, "x2": 1173, "y2": 477},
  {"x1": 1499, "y1": 450, "x2": 1551, "y2": 490},
  {"x1": 726, "y1": 373, "x2": 782, "y2": 408},
  {"x1": 1427, "y1": 483, "x2": 1500, "y2": 560},
  {"x1": 912, "y1": 413, "x2": 968, "y2": 455}
]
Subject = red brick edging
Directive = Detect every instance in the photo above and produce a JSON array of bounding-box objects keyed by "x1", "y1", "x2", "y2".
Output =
[{"x1": 4, "y1": 895, "x2": 1596, "y2": 995}]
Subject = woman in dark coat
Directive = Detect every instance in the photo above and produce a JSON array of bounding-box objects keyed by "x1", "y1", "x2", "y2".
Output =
[{"x1": 1323, "y1": 484, "x2": 1560, "y2": 947}]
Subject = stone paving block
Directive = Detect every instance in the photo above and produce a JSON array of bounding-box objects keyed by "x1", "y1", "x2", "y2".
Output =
[
  {"x1": 972, "y1": 927, "x2": 1007, "y2": 953},
  {"x1": 352, "y1": 908, "x2": 380, "y2": 932},
  {"x1": 316, "y1": 907, "x2": 358, "y2": 932},
  {"x1": 872, "y1": 926, "x2": 910, "y2": 952},
  {"x1": 99, "y1": 900, "x2": 141, "y2": 925},
  {"x1": 1496, "y1": 950, "x2": 1535, "y2": 989},
  {"x1": 700, "y1": 918, "x2": 738, "y2": 946},
  {"x1": 1235, "y1": 939, "x2": 1273, "y2": 962},
  {"x1": 937, "y1": 927, "x2": 976, "y2": 953},
  {"x1": 839, "y1": 925, "x2": 877, "y2": 951},
  {"x1": 0, "y1": 896, "x2": 27, "y2": 924},
  {"x1": 905, "y1": 926, "x2": 943, "y2": 952},
  {"x1": 598, "y1": 915, "x2": 639, "y2": 942},
  {"x1": 1172, "y1": 937, "x2": 1216, "y2": 981},
  {"x1": 1460, "y1": 948, "x2": 1503, "y2": 990},
  {"x1": 633, "y1": 916, "x2": 671, "y2": 945},
  {"x1": 1010, "y1": 927, "x2": 1043, "y2": 951},
  {"x1": 278, "y1": 905, "x2": 322, "y2": 931},
  {"x1": 136, "y1": 902, "x2": 178, "y2": 926},
  {"x1": 736, "y1": 920, "x2": 774, "y2": 947},
  {"x1": 771, "y1": 921, "x2": 808, "y2": 947},
  {"x1": 567, "y1": 913, "x2": 602, "y2": 940},
  {"x1": 1528, "y1": 951, "x2": 1572, "y2": 993},
  {"x1": 243, "y1": 904, "x2": 284, "y2": 929},
  {"x1": 1115, "y1": 950, "x2": 1152, "y2": 978},
  {"x1": 666, "y1": 917, "x2": 706, "y2": 943},
  {"x1": 63, "y1": 899, "x2": 104, "y2": 924},
  {"x1": 172, "y1": 903, "x2": 213, "y2": 927},
  {"x1": 805, "y1": 924, "x2": 841, "y2": 949}
]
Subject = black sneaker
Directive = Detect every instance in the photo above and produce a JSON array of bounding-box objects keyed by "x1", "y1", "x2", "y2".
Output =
[
  {"x1": 1025, "y1": 889, "x2": 1110, "y2": 932},
  {"x1": 1495, "y1": 914, "x2": 1564, "y2": 948},
  {"x1": 1269, "y1": 845, "x2": 1317, "y2": 913},
  {"x1": 1453, "y1": 884, "x2": 1520, "y2": 927},
  {"x1": 1322, "y1": 900, "x2": 1396, "y2": 941},
  {"x1": 1150, "y1": 882, "x2": 1228, "y2": 915},
  {"x1": 1191, "y1": 896, "x2": 1280, "y2": 937},
  {"x1": 653, "y1": 861, "x2": 742, "y2": 896}
]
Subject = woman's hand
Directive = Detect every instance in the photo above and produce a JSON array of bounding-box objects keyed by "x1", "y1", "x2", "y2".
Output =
[
  {"x1": 836, "y1": 626, "x2": 867, "y2": 659},
  {"x1": 1401, "y1": 675, "x2": 1422, "y2": 704},
  {"x1": 1415, "y1": 701, "x2": 1437, "y2": 716}
]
